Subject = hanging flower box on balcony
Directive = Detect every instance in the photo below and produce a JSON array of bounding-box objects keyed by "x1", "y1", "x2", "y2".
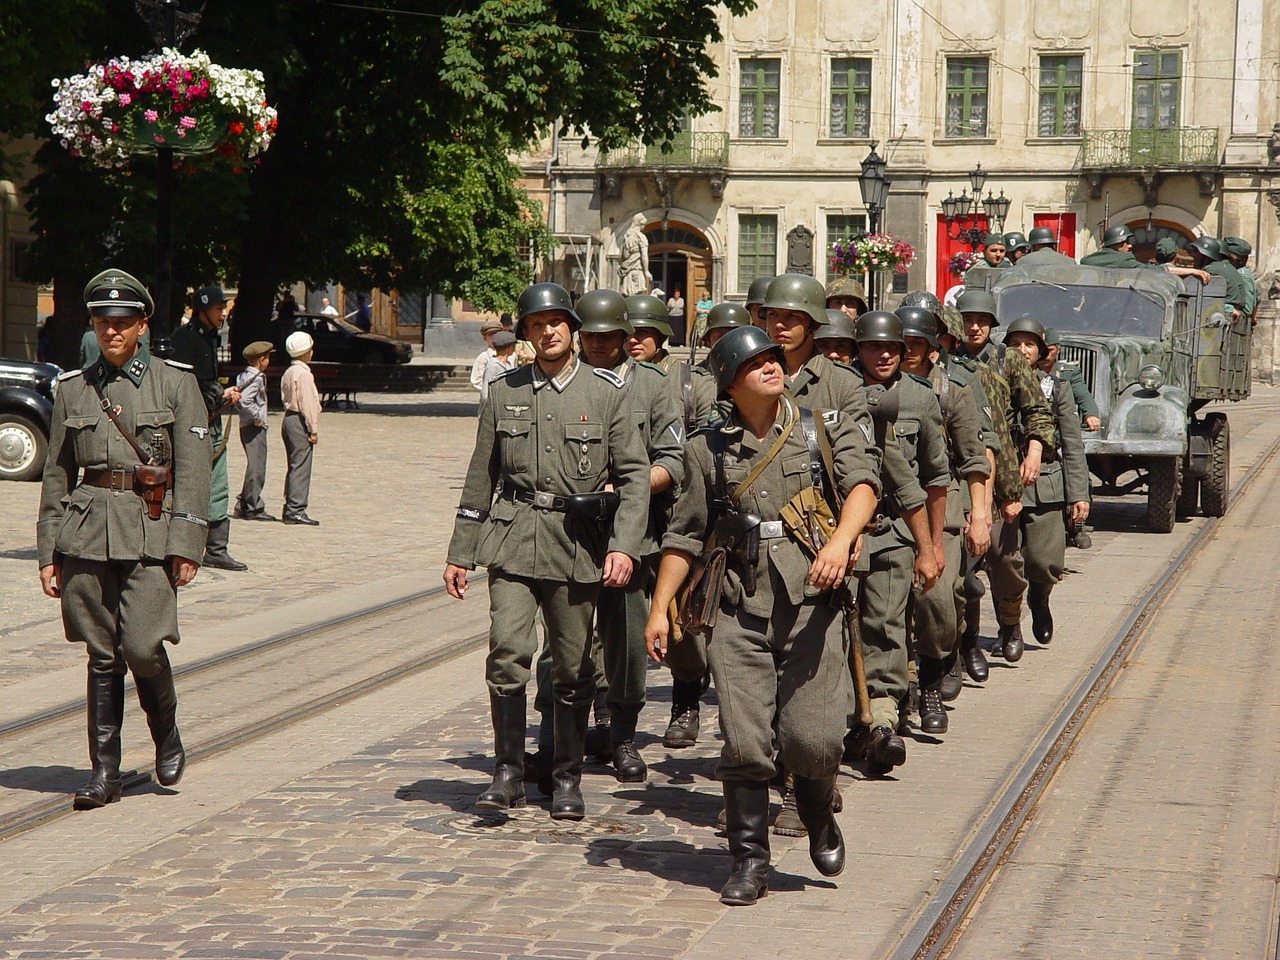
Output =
[
  {"x1": 47, "y1": 48, "x2": 277, "y2": 168},
  {"x1": 830, "y1": 232, "x2": 915, "y2": 276}
]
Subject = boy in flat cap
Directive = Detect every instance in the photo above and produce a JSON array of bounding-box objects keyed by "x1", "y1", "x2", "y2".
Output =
[{"x1": 234, "y1": 341, "x2": 277, "y2": 522}]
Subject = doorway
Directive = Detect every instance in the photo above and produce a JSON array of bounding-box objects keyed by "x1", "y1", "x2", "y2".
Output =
[{"x1": 644, "y1": 221, "x2": 711, "y2": 348}]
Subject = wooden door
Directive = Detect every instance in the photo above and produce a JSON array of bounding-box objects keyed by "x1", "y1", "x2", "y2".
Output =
[{"x1": 685, "y1": 254, "x2": 712, "y2": 342}]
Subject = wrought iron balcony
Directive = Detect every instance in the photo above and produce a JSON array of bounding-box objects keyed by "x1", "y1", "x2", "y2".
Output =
[
  {"x1": 1079, "y1": 128, "x2": 1220, "y2": 169},
  {"x1": 597, "y1": 131, "x2": 729, "y2": 170}
]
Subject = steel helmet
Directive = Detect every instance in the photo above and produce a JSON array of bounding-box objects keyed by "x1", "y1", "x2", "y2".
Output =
[
  {"x1": 1187, "y1": 236, "x2": 1222, "y2": 262},
  {"x1": 1003, "y1": 231, "x2": 1030, "y2": 254},
  {"x1": 854, "y1": 310, "x2": 906, "y2": 347},
  {"x1": 1102, "y1": 224, "x2": 1134, "y2": 247},
  {"x1": 940, "y1": 305, "x2": 965, "y2": 342},
  {"x1": 895, "y1": 305, "x2": 939, "y2": 349},
  {"x1": 575, "y1": 289, "x2": 633, "y2": 335},
  {"x1": 763, "y1": 273, "x2": 827, "y2": 326},
  {"x1": 1027, "y1": 226, "x2": 1057, "y2": 248},
  {"x1": 900, "y1": 290, "x2": 944, "y2": 322},
  {"x1": 745, "y1": 275, "x2": 775, "y2": 307},
  {"x1": 955, "y1": 288, "x2": 998, "y2": 322},
  {"x1": 704, "y1": 302, "x2": 751, "y2": 334},
  {"x1": 1004, "y1": 315, "x2": 1047, "y2": 357},
  {"x1": 516, "y1": 282, "x2": 581, "y2": 334},
  {"x1": 192, "y1": 285, "x2": 228, "y2": 310},
  {"x1": 708, "y1": 325, "x2": 784, "y2": 395},
  {"x1": 824, "y1": 276, "x2": 869, "y2": 312},
  {"x1": 813, "y1": 310, "x2": 856, "y2": 341},
  {"x1": 623, "y1": 294, "x2": 673, "y2": 338}
]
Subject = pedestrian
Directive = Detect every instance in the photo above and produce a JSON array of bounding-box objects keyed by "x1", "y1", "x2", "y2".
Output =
[
  {"x1": 443, "y1": 281, "x2": 650, "y2": 822},
  {"x1": 280, "y1": 331, "x2": 322, "y2": 526},
  {"x1": 233, "y1": 340, "x2": 277, "y2": 523},
  {"x1": 37, "y1": 268, "x2": 210, "y2": 810},
  {"x1": 645, "y1": 324, "x2": 881, "y2": 905},
  {"x1": 693, "y1": 288, "x2": 714, "y2": 344},
  {"x1": 319, "y1": 296, "x2": 338, "y2": 317},
  {"x1": 36, "y1": 318, "x2": 52, "y2": 364},
  {"x1": 354, "y1": 293, "x2": 372, "y2": 333},
  {"x1": 171, "y1": 286, "x2": 248, "y2": 572},
  {"x1": 470, "y1": 319, "x2": 504, "y2": 395},
  {"x1": 479, "y1": 330, "x2": 518, "y2": 404},
  {"x1": 666, "y1": 287, "x2": 686, "y2": 346}
]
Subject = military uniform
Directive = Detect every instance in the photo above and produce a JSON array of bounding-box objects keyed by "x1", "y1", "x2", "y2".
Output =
[{"x1": 1205, "y1": 259, "x2": 1247, "y2": 316}]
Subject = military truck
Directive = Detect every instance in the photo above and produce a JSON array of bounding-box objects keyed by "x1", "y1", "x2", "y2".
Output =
[{"x1": 984, "y1": 262, "x2": 1249, "y2": 533}]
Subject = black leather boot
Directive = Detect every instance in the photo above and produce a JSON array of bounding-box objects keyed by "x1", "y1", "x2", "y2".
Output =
[
  {"x1": 1028, "y1": 582, "x2": 1054, "y2": 645},
  {"x1": 477, "y1": 693, "x2": 528, "y2": 810},
  {"x1": 939, "y1": 653, "x2": 963, "y2": 701},
  {"x1": 611, "y1": 741, "x2": 647, "y2": 783},
  {"x1": 550, "y1": 702, "x2": 589, "y2": 820},
  {"x1": 961, "y1": 599, "x2": 988, "y2": 681},
  {"x1": 203, "y1": 518, "x2": 248, "y2": 572},
  {"x1": 663, "y1": 676, "x2": 704, "y2": 748},
  {"x1": 584, "y1": 688, "x2": 611, "y2": 762},
  {"x1": 792, "y1": 775, "x2": 845, "y2": 877},
  {"x1": 773, "y1": 770, "x2": 805, "y2": 837},
  {"x1": 919, "y1": 685, "x2": 948, "y2": 734},
  {"x1": 134, "y1": 661, "x2": 185, "y2": 786},
  {"x1": 719, "y1": 780, "x2": 771, "y2": 905},
  {"x1": 74, "y1": 670, "x2": 124, "y2": 810},
  {"x1": 999, "y1": 621, "x2": 1025, "y2": 662}
]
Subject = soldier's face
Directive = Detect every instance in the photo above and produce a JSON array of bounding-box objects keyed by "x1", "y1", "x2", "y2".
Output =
[
  {"x1": 816, "y1": 338, "x2": 854, "y2": 365},
  {"x1": 962, "y1": 313, "x2": 994, "y2": 350},
  {"x1": 1008, "y1": 333, "x2": 1042, "y2": 365},
  {"x1": 703, "y1": 327, "x2": 729, "y2": 350},
  {"x1": 768, "y1": 308, "x2": 814, "y2": 356},
  {"x1": 1044, "y1": 344, "x2": 1059, "y2": 367},
  {"x1": 858, "y1": 340, "x2": 902, "y2": 384},
  {"x1": 827, "y1": 296, "x2": 867, "y2": 319},
  {"x1": 1010, "y1": 248, "x2": 1026, "y2": 262},
  {"x1": 626, "y1": 327, "x2": 663, "y2": 362},
  {"x1": 199, "y1": 303, "x2": 227, "y2": 330},
  {"x1": 727, "y1": 350, "x2": 785, "y2": 401},
  {"x1": 747, "y1": 303, "x2": 766, "y2": 330},
  {"x1": 983, "y1": 244, "x2": 1006, "y2": 266},
  {"x1": 523, "y1": 310, "x2": 574, "y2": 361},
  {"x1": 92, "y1": 313, "x2": 147, "y2": 366},
  {"x1": 580, "y1": 331, "x2": 626, "y2": 369},
  {"x1": 902, "y1": 336, "x2": 933, "y2": 374}
]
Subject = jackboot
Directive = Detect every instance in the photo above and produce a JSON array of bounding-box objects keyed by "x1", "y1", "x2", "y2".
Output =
[
  {"x1": 74, "y1": 670, "x2": 124, "y2": 810},
  {"x1": 584, "y1": 687, "x2": 611, "y2": 762},
  {"x1": 202, "y1": 518, "x2": 248, "y2": 572},
  {"x1": 961, "y1": 599, "x2": 988, "y2": 682},
  {"x1": 792, "y1": 775, "x2": 845, "y2": 877},
  {"x1": 1028, "y1": 581, "x2": 1054, "y2": 645},
  {"x1": 918, "y1": 685, "x2": 948, "y2": 734},
  {"x1": 719, "y1": 780, "x2": 771, "y2": 906},
  {"x1": 663, "y1": 676, "x2": 703, "y2": 748},
  {"x1": 939, "y1": 653, "x2": 963, "y2": 701},
  {"x1": 476, "y1": 693, "x2": 528, "y2": 810},
  {"x1": 550, "y1": 702, "x2": 589, "y2": 820},
  {"x1": 773, "y1": 771, "x2": 805, "y2": 837},
  {"x1": 134, "y1": 661, "x2": 185, "y2": 786}
]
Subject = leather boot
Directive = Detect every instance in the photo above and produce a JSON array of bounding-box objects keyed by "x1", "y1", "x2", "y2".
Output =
[
  {"x1": 719, "y1": 780, "x2": 771, "y2": 906},
  {"x1": 477, "y1": 693, "x2": 528, "y2": 810},
  {"x1": 663, "y1": 676, "x2": 703, "y2": 748},
  {"x1": 961, "y1": 599, "x2": 988, "y2": 682},
  {"x1": 773, "y1": 771, "x2": 805, "y2": 837},
  {"x1": 74, "y1": 670, "x2": 124, "y2": 810},
  {"x1": 202, "y1": 518, "x2": 248, "y2": 572},
  {"x1": 134, "y1": 661, "x2": 185, "y2": 786},
  {"x1": 611, "y1": 741, "x2": 647, "y2": 783},
  {"x1": 919, "y1": 685, "x2": 948, "y2": 734},
  {"x1": 1028, "y1": 582, "x2": 1054, "y2": 645},
  {"x1": 999, "y1": 621, "x2": 1025, "y2": 662},
  {"x1": 939, "y1": 654, "x2": 963, "y2": 701},
  {"x1": 584, "y1": 688, "x2": 611, "y2": 762},
  {"x1": 550, "y1": 702, "x2": 589, "y2": 820},
  {"x1": 867, "y1": 725, "x2": 907, "y2": 776},
  {"x1": 792, "y1": 775, "x2": 845, "y2": 877}
]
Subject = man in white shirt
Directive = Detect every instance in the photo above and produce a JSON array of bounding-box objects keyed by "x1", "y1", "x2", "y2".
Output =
[
  {"x1": 319, "y1": 297, "x2": 338, "y2": 317},
  {"x1": 469, "y1": 320, "x2": 503, "y2": 394}
]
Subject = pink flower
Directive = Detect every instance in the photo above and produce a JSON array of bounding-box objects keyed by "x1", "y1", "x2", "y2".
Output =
[
  {"x1": 179, "y1": 115, "x2": 196, "y2": 129},
  {"x1": 144, "y1": 109, "x2": 159, "y2": 122},
  {"x1": 154, "y1": 134, "x2": 165, "y2": 143},
  {"x1": 118, "y1": 92, "x2": 131, "y2": 106}
]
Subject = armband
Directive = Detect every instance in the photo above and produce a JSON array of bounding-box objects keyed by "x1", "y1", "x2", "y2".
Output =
[{"x1": 456, "y1": 506, "x2": 488, "y2": 522}]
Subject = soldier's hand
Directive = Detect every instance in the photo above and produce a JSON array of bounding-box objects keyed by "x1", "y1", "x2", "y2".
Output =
[
  {"x1": 644, "y1": 612, "x2": 669, "y2": 663},
  {"x1": 171, "y1": 557, "x2": 199, "y2": 587},
  {"x1": 914, "y1": 549, "x2": 940, "y2": 594},
  {"x1": 602, "y1": 551, "x2": 633, "y2": 587},
  {"x1": 1019, "y1": 448, "x2": 1042, "y2": 487},
  {"x1": 851, "y1": 534, "x2": 864, "y2": 565},
  {"x1": 965, "y1": 510, "x2": 992, "y2": 557},
  {"x1": 1000, "y1": 500, "x2": 1022, "y2": 523},
  {"x1": 1084, "y1": 415, "x2": 1101, "y2": 432},
  {"x1": 443, "y1": 563, "x2": 469, "y2": 599},
  {"x1": 808, "y1": 536, "x2": 852, "y2": 590},
  {"x1": 39, "y1": 562, "x2": 61, "y2": 599},
  {"x1": 1071, "y1": 500, "x2": 1091, "y2": 524}
]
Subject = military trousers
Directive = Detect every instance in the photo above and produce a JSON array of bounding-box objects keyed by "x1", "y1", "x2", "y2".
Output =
[
  {"x1": 236, "y1": 423, "x2": 269, "y2": 515},
  {"x1": 486, "y1": 570, "x2": 599, "y2": 707},
  {"x1": 60, "y1": 555, "x2": 177, "y2": 679},
  {"x1": 986, "y1": 507, "x2": 1066, "y2": 620},
  {"x1": 709, "y1": 593, "x2": 848, "y2": 783},
  {"x1": 858, "y1": 541, "x2": 914, "y2": 732},
  {"x1": 281, "y1": 413, "x2": 314, "y2": 516},
  {"x1": 209, "y1": 416, "x2": 231, "y2": 522},
  {"x1": 910, "y1": 528, "x2": 963, "y2": 665}
]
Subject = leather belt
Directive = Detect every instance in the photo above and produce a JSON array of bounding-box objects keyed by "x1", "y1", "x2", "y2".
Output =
[
  {"x1": 758, "y1": 520, "x2": 786, "y2": 539},
  {"x1": 501, "y1": 488, "x2": 569, "y2": 512},
  {"x1": 80, "y1": 468, "x2": 132, "y2": 490}
]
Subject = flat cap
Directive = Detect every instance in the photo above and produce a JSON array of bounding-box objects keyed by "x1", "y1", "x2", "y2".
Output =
[
  {"x1": 1223, "y1": 236, "x2": 1252, "y2": 258},
  {"x1": 491, "y1": 330, "x2": 517, "y2": 348},
  {"x1": 242, "y1": 340, "x2": 275, "y2": 360},
  {"x1": 480, "y1": 319, "x2": 504, "y2": 336},
  {"x1": 84, "y1": 268, "x2": 154, "y2": 318}
]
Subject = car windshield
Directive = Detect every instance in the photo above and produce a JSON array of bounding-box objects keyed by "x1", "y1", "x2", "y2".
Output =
[{"x1": 996, "y1": 282, "x2": 1166, "y2": 339}]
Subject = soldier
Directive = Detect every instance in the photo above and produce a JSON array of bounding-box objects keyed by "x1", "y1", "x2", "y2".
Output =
[
  {"x1": 1003, "y1": 232, "x2": 1030, "y2": 264},
  {"x1": 965, "y1": 234, "x2": 1007, "y2": 281},
  {"x1": 897, "y1": 305, "x2": 991, "y2": 732},
  {"x1": 824, "y1": 276, "x2": 869, "y2": 320},
  {"x1": 813, "y1": 309, "x2": 856, "y2": 365},
  {"x1": 170, "y1": 286, "x2": 246, "y2": 571},
  {"x1": 954, "y1": 289, "x2": 1056, "y2": 670},
  {"x1": 702, "y1": 302, "x2": 751, "y2": 353},
  {"x1": 1153, "y1": 237, "x2": 1180, "y2": 264},
  {"x1": 996, "y1": 318, "x2": 1090, "y2": 647},
  {"x1": 1223, "y1": 237, "x2": 1258, "y2": 324},
  {"x1": 644, "y1": 325, "x2": 881, "y2": 906},
  {"x1": 1017, "y1": 227, "x2": 1076, "y2": 267},
  {"x1": 745, "y1": 275, "x2": 775, "y2": 330},
  {"x1": 1040, "y1": 329, "x2": 1100, "y2": 431},
  {"x1": 1081, "y1": 226, "x2": 1211, "y2": 284},
  {"x1": 625, "y1": 293, "x2": 679, "y2": 373},
  {"x1": 38, "y1": 269, "x2": 210, "y2": 809},
  {"x1": 1185, "y1": 237, "x2": 1246, "y2": 323}
]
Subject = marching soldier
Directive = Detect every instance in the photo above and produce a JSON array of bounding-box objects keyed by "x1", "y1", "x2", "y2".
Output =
[
  {"x1": 644, "y1": 325, "x2": 881, "y2": 906},
  {"x1": 170, "y1": 285, "x2": 246, "y2": 571},
  {"x1": 443, "y1": 282, "x2": 650, "y2": 821},
  {"x1": 1039, "y1": 328, "x2": 1098, "y2": 549},
  {"x1": 37, "y1": 269, "x2": 210, "y2": 809}
]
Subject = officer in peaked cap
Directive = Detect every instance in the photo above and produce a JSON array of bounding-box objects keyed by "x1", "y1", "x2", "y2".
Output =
[{"x1": 38, "y1": 268, "x2": 211, "y2": 810}]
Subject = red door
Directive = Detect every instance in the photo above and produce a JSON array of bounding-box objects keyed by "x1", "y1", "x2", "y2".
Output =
[
  {"x1": 1031, "y1": 213, "x2": 1077, "y2": 258},
  {"x1": 935, "y1": 214, "x2": 990, "y2": 297}
]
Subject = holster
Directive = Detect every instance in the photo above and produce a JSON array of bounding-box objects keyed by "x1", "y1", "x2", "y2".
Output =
[
  {"x1": 674, "y1": 546, "x2": 729, "y2": 639},
  {"x1": 133, "y1": 463, "x2": 172, "y2": 521},
  {"x1": 713, "y1": 512, "x2": 762, "y2": 597}
]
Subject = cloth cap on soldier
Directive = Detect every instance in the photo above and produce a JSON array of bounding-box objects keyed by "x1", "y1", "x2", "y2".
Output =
[
  {"x1": 1043, "y1": 327, "x2": 1060, "y2": 347},
  {"x1": 285, "y1": 331, "x2": 314, "y2": 358},
  {"x1": 1154, "y1": 237, "x2": 1179, "y2": 263},
  {"x1": 84, "y1": 269, "x2": 154, "y2": 318},
  {"x1": 192, "y1": 285, "x2": 228, "y2": 310},
  {"x1": 242, "y1": 340, "x2": 275, "y2": 361},
  {"x1": 982, "y1": 233, "x2": 1006, "y2": 248},
  {"x1": 1223, "y1": 236, "x2": 1252, "y2": 258}
]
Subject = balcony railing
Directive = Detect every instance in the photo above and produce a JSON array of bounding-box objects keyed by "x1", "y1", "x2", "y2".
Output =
[
  {"x1": 598, "y1": 131, "x2": 729, "y2": 169},
  {"x1": 1080, "y1": 127, "x2": 1220, "y2": 169}
]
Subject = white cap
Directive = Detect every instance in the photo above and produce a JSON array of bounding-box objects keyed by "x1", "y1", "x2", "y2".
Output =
[{"x1": 285, "y1": 331, "x2": 314, "y2": 358}]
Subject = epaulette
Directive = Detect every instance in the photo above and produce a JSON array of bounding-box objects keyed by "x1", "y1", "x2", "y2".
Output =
[
  {"x1": 906, "y1": 372, "x2": 933, "y2": 388},
  {"x1": 163, "y1": 359, "x2": 194, "y2": 371},
  {"x1": 635, "y1": 359, "x2": 668, "y2": 377},
  {"x1": 490, "y1": 366, "x2": 520, "y2": 382},
  {"x1": 592, "y1": 366, "x2": 627, "y2": 389},
  {"x1": 56, "y1": 368, "x2": 85, "y2": 382}
]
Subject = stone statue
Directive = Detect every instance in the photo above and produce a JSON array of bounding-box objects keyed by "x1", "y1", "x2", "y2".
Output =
[
  {"x1": 619, "y1": 214, "x2": 651, "y2": 296},
  {"x1": 786, "y1": 224, "x2": 815, "y2": 276},
  {"x1": 1267, "y1": 269, "x2": 1280, "y2": 301},
  {"x1": 1269, "y1": 123, "x2": 1280, "y2": 166}
]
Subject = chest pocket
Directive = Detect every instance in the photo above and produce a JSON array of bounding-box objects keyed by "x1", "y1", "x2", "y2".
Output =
[
  {"x1": 136, "y1": 410, "x2": 175, "y2": 462},
  {"x1": 895, "y1": 421, "x2": 920, "y2": 465},
  {"x1": 497, "y1": 418, "x2": 531, "y2": 473},
  {"x1": 64, "y1": 414, "x2": 102, "y2": 462},
  {"x1": 564, "y1": 421, "x2": 603, "y2": 477}
]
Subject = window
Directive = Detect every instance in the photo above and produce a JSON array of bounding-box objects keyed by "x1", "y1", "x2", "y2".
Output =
[
  {"x1": 1038, "y1": 55, "x2": 1082, "y2": 137},
  {"x1": 738, "y1": 215, "x2": 778, "y2": 291},
  {"x1": 825, "y1": 214, "x2": 867, "y2": 280},
  {"x1": 830, "y1": 58, "x2": 872, "y2": 138},
  {"x1": 1132, "y1": 49, "x2": 1180, "y2": 129},
  {"x1": 945, "y1": 57, "x2": 989, "y2": 137},
  {"x1": 739, "y1": 58, "x2": 781, "y2": 138}
]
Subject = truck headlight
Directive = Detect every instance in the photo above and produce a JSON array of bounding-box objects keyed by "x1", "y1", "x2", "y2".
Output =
[{"x1": 1138, "y1": 365, "x2": 1164, "y2": 391}]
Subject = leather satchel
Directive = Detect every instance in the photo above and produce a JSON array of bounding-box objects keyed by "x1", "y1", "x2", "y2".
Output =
[{"x1": 674, "y1": 545, "x2": 729, "y2": 639}]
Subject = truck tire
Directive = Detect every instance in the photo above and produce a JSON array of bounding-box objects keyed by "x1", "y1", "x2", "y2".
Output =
[
  {"x1": 0, "y1": 411, "x2": 47, "y2": 482},
  {"x1": 1176, "y1": 464, "x2": 1199, "y2": 519},
  {"x1": 1199, "y1": 413, "x2": 1230, "y2": 517},
  {"x1": 1146, "y1": 456, "x2": 1180, "y2": 533}
]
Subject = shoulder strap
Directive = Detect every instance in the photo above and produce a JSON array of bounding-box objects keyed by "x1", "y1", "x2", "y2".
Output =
[
  {"x1": 809, "y1": 409, "x2": 843, "y2": 508},
  {"x1": 679, "y1": 362, "x2": 695, "y2": 431},
  {"x1": 730, "y1": 398, "x2": 797, "y2": 505},
  {"x1": 88, "y1": 377, "x2": 153, "y2": 465}
]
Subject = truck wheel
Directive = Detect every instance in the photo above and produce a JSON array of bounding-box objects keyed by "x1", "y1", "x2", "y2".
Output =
[
  {"x1": 1176, "y1": 469, "x2": 1199, "y2": 519},
  {"x1": 0, "y1": 412, "x2": 47, "y2": 482},
  {"x1": 1146, "y1": 456, "x2": 1180, "y2": 533},
  {"x1": 1199, "y1": 413, "x2": 1230, "y2": 517}
]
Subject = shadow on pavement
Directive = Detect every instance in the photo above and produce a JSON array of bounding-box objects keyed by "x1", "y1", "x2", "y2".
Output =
[
  {"x1": 395, "y1": 777, "x2": 485, "y2": 812},
  {"x1": 585, "y1": 837, "x2": 836, "y2": 895},
  {"x1": 0, "y1": 764, "x2": 85, "y2": 794}
]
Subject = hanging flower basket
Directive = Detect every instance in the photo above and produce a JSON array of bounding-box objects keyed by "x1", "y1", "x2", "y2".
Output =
[
  {"x1": 830, "y1": 232, "x2": 915, "y2": 276},
  {"x1": 46, "y1": 47, "x2": 277, "y2": 168},
  {"x1": 948, "y1": 250, "x2": 982, "y2": 279}
]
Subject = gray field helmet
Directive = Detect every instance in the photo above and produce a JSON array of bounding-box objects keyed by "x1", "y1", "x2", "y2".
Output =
[
  {"x1": 955, "y1": 288, "x2": 998, "y2": 322},
  {"x1": 813, "y1": 310, "x2": 856, "y2": 341},
  {"x1": 516, "y1": 282, "x2": 581, "y2": 333},
  {"x1": 824, "y1": 276, "x2": 869, "y2": 313},
  {"x1": 1027, "y1": 226, "x2": 1057, "y2": 248},
  {"x1": 708, "y1": 325, "x2": 784, "y2": 395},
  {"x1": 576, "y1": 289, "x2": 633, "y2": 335},
  {"x1": 854, "y1": 310, "x2": 906, "y2": 347},
  {"x1": 763, "y1": 273, "x2": 827, "y2": 326},
  {"x1": 1003, "y1": 231, "x2": 1030, "y2": 254},
  {"x1": 900, "y1": 289, "x2": 944, "y2": 322},
  {"x1": 895, "y1": 305, "x2": 939, "y2": 349},
  {"x1": 1187, "y1": 236, "x2": 1222, "y2": 262},
  {"x1": 623, "y1": 294, "x2": 673, "y2": 337},
  {"x1": 1102, "y1": 224, "x2": 1134, "y2": 247},
  {"x1": 704, "y1": 302, "x2": 751, "y2": 334},
  {"x1": 1005, "y1": 315, "x2": 1047, "y2": 357},
  {"x1": 745, "y1": 275, "x2": 775, "y2": 307}
]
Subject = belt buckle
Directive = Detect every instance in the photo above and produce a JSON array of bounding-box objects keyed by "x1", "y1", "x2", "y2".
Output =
[
  {"x1": 111, "y1": 467, "x2": 130, "y2": 489},
  {"x1": 533, "y1": 491, "x2": 556, "y2": 510}
]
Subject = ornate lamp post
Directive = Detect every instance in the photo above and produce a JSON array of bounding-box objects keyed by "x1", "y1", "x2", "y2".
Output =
[
  {"x1": 943, "y1": 162, "x2": 1010, "y2": 252},
  {"x1": 857, "y1": 143, "x2": 890, "y2": 309}
]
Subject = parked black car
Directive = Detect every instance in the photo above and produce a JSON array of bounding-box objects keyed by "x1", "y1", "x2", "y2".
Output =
[
  {"x1": 286, "y1": 313, "x2": 412, "y2": 365},
  {"x1": 0, "y1": 358, "x2": 58, "y2": 482}
]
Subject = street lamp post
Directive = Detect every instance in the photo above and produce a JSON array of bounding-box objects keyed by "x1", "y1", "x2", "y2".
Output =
[
  {"x1": 858, "y1": 143, "x2": 890, "y2": 310},
  {"x1": 943, "y1": 162, "x2": 1010, "y2": 252}
]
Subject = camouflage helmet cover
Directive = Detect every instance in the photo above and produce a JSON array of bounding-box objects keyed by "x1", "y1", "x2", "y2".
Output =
[
  {"x1": 940, "y1": 305, "x2": 965, "y2": 342},
  {"x1": 824, "y1": 275, "x2": 869, "y2": 311}
]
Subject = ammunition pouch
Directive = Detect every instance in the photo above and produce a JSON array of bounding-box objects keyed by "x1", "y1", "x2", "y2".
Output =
[
  {"x1": 778, "y1": 487, "x2": 838, "y2": 560},
  {"x1": 674, "y1": 546, "x2": 729, "y2": 639},
  {"x1": 564, "y1": 491, "x2": 620, "y2": 525}
]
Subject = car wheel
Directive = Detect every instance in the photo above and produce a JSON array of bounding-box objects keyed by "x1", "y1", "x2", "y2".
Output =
[
  {"x1": 0, "y1": 412, "x2": 47, "y2": 482},
  {"x1": 1146, "y1": 456, "x2": 1180, "y2": 534},
  {"x1": 1199, "y1": 413, "x2": 1230, "y2": 517}
]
